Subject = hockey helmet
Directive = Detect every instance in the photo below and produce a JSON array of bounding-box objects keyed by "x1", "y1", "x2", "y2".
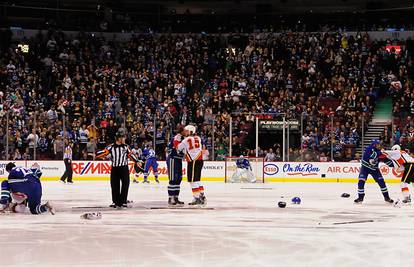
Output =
[
  {"x1": 5, "y1": 162, "x2": 16, "y2": 172},
  {"x1": 184, "y1": 125, "x2": 196, "y2": 134},
  {"x1": 391, "y1": 144, "x2": 401, "y2": 151}
]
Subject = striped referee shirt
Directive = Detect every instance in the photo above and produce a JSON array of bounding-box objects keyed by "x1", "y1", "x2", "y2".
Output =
[
  {"x1": 96, "y1": 143, "x2": 138, "y2": 167},
  {"x1": 63, "y1": 145, "x2": 72, "y2": 160}
]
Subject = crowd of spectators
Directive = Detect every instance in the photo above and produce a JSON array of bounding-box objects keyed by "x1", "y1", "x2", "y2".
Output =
[{"x1": 0, "y1": 29, "x2": 412, "y2": 162}]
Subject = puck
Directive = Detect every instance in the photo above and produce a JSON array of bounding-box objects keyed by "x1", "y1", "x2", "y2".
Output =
[
  {"x1": 278, "y1": 201, "x2": 287, "y2": 208},
  {"x1": 341, "y1": 193, "x2": 350, "y2": 198}
]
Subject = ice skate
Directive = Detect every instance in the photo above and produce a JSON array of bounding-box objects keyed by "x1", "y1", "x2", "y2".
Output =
[
  {"x1": 133, "y1": 179, "x2": 139, "y2": 183},
  {"x1": 60, "y1": 179, "x2": 66, "y2": 184},
  {"x1": 384, "y1": 197, "x2": 394, "y2": 204},
  {"x1": 402, "y1": 196, "x2": 411, "y2": 204},
  {"x1": 199, "y1": 193, "x2": 207, "y2": 206},
  {"x1": 168, "y1": 196, "x2": 178, "y2": 207},
  {"x1": 123, "y1": 200, "x2": 133, "y2": 208},
  {"x1": 142, "y1": 179, "x2": 150, "y2": 184},
  {"x1": 188, "y1": 197, "x2": 202, "y2": 206},
  {"x1": 109, "y1": 203, "x2": 116, "y2": 208},
  {"x1": 354, "y1": 197, "x2": 364, "y2": 204},
  {"x1": 175, "y1": 197, "x2": 184, "y2": 207},
  {"x1": 155, "y1": 178, "x2": 160, "y2": 184}
]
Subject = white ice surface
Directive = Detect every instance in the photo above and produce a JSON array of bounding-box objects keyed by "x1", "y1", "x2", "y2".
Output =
[{"x1": 1, "y1": 181, "x2": 414, "y2": 267}]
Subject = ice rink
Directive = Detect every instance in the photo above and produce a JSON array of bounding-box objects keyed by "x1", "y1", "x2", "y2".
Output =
[{"x1": 1, "y1": 181, "x2": 414, "y2": 267}]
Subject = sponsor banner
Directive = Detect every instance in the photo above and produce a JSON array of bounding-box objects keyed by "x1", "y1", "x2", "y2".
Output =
[
  {"x1": 264, "y1": 162, "x2": 402, "y2": 183},
  {"x1": 259, "y1": 120, "x2": 299, "y2": 130},
  {"x1": 0, "y1": 160, "x2": 404, "y2": 183},
  {"x1": 0, "y1": 160, "x2": 226, "y2": 182}
]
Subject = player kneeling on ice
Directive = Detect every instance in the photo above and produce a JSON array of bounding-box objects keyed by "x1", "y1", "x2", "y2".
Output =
[
  {"x1": 230, "y1": 156, "x2": 256, "y2": 183},
  {"x1": 382, "y1": 145, "x2": 414, "y2": 204},
  {"x1": 0, "y1": 163, "x2": 54, "y2": 215},
  {"x1": 355, "y1": 140, "x2": 393, "y2": 204},
  {"x1": 178, "y1": 125, "x2": 207, "y2": 206}
]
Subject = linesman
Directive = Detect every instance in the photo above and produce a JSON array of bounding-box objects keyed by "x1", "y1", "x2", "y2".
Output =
[{"x1": 97, "y1": 128, "x2": 138, "y2": 208}]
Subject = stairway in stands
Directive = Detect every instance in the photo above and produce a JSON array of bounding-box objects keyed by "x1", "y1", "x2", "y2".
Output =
[{"x1": 357, "y1": 98, "x2": 393, "y2": 154}]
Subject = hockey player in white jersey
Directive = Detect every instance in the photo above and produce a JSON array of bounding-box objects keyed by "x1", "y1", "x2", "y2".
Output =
[
  {"x1": 383, "y1": 145, "x2": 414, "y2": 203},
  {"x1": 177, "y1": 125, "x2": 207, "y2": 206},
  {"x1": 131, "y1": 147, "x2": 144, "y2": 183},
  {"x1": 230, "y1": 156, "x2": 256, "y2": 183}
]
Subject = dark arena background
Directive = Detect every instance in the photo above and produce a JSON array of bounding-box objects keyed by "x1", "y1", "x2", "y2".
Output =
[{"x1": 1, "y1": 1, "x2": 414, "y2": 267}]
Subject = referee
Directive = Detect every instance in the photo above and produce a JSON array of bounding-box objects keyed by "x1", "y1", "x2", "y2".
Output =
[
  {"x1": 60, "y1": 139, "x2": 73, "y2": 184},
  {"x1": 96, "y1": 128, "x2": 138, "y2": 208}
]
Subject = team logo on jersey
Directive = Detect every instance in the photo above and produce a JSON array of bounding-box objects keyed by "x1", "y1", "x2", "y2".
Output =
[
  {"x1": 380, "y1": 165, "x2": 390, "y2": 175},
  {"x1": 264, "y1": 164, "x2": 279, "y2": 175},
  {"x1": 392, "y1": 168, "x2": 403, "y2": 178}
]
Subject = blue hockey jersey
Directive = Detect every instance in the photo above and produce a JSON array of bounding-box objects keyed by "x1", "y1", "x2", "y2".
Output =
[
  {"x1": 143, "y1": 148, "x2": 157, "y2": 160},
  {"x1": 167, "y1": 134, "x2": 184, "y2": 159},
  {"x1": 236, "y1": 158, "x2": 251, "y2": 170},
  {"x1": 1, "y1": 167, "x2": 42, "y2": 205},
  {"x1": 361, "y1": 140, "x2": 383, "y2": 170}
]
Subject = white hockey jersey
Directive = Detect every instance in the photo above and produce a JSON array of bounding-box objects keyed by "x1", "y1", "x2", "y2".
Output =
[
  {"x1": 382, "y1": 150, "x2": 414, "y2": 171},
  {"x1": 178, "y1": 135, "x2": 203, "y2": 161}
]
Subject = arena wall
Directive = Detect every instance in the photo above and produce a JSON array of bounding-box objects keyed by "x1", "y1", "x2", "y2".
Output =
[{"x1": 0, "y1": 161, "x2": 402, "y2": 183}]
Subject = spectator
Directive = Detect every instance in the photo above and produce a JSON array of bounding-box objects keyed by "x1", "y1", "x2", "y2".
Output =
[{"x1": 265, "y1": 148, "x2": 277, "y2": 162}]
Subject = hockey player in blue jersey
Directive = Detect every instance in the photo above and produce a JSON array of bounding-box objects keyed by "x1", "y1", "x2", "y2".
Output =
[
  {"x1": 142, "y1": 145, "x2": 159, "y2": 183},
  {"x1": 230, "y1": 156, "x2": 256, "y2": 183},
  {"x1": 166, "y1": 125, "x2": 186, "y2": 206},
  {"x1": 355, "y1": 140, "x2": 394, "y2": 204},
  {"x1": 0, "y1": 163, "x2": 55, "y2": 214},
  {"x1": 236, "y1": 157, "x2": 251, "y2": 170}
]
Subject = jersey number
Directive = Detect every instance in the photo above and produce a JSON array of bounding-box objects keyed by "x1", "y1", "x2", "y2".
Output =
[
  {"x1": 15, "y1": 167, "x2": 33, "y2": 177},
  {"x1": 188, "y1": 138, "x2": 200, "y2": 150}
]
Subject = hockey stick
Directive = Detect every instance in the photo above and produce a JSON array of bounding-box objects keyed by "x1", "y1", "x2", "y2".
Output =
[
  {"x1": 149, "y1": 207, "x2": 215, "y2": 210},
  {"x1": 332, "y1": 220, "x2": 374, "y2": 225},
  {"x1": 240, "y1": 187, "x2": 273, "y2": 190}
]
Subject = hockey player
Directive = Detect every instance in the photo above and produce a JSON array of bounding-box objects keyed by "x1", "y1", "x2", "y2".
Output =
[
  {"x1": 382, "y1": 145, "x2": 414, "y2": 203},
  {"x1": 355, "y1": 140, "x2": 394, "y2": 204},
  {"x1": 166, "y1": 125, "x2": 186, "y2": 206},
  {"x1": 142, "y1": 145, "x2": 159, "y2": 183},
  {"x1": 132, "y1": 159, "x2": 145, "y2": 183},
  {"x1": 132, "y1": 146, "x2": 144, "y2": 183},
  {"x1": 230, "y1": 156, "x2": 256, "y2": 183},
  {"x1": 0, "y1": 163, "x2": 55, "y2": 215},
  {"x1": 178, "y1": 125, "x2": 207, "y2": 206}
]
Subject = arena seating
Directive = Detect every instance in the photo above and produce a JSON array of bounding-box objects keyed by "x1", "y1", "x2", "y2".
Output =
[{"x1": 0, "y1": 30, "x2": 412, "y2": 161}]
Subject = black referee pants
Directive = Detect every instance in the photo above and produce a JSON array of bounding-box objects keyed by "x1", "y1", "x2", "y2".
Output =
[{"x1": 111, "y1": 165, "x2": 130, "y2": 206}]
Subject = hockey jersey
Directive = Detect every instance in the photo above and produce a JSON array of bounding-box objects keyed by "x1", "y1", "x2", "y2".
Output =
[
  {"x1": 167, "y1": 134, "x2": 184, "y2": 159},
  {"x1": 382, "y1": 150, "x2": 414, "y2": 171},
  {"x1": 178, "y1": 135, "x2": 203, "y2": 161},
  {"x1": 1, "y1": 167, "x2": 42, "y2": 205},
  {"x1": 236, "y1": 158, "x2": 251, "y2": 170},
  {"x1": 361, "y1": 141, "x2": 384, "y2": 170},
  {"x1": 143, "y1": 148, "x2": 157, "y2": 160}
]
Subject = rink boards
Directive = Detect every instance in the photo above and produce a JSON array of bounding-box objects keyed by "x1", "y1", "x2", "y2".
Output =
[{"x1": 0, "y1": 160, "x2": 402, "y2": 183}]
